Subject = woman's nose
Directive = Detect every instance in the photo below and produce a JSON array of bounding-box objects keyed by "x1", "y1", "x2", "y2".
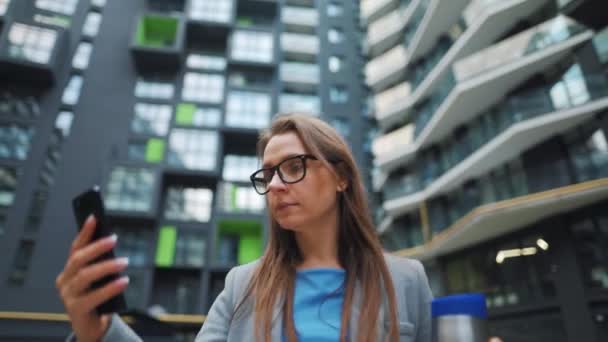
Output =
[{"x1": 267, "y1": 171, "x2": 286, "y2": 192}]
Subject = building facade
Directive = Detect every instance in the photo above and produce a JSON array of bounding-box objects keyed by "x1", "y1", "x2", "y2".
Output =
[
  {"x1": 364, "y1": 0, "x2": 607, "y2": 341},
  {"x1": 0, "y1": 0, "x2": 372, "y2": 340}
]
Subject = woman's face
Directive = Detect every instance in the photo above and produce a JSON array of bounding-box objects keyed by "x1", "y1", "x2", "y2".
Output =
[{"x1": 262, "y1": 131, "x2": 344, "y2": 232}]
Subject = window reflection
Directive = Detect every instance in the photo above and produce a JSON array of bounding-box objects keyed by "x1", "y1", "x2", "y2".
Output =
[
  {"x1": 167, "y1": 129, "x2": 218, "y2": 170},
  {"x1": 231, "y1": 30, "x2": 274, "y2": 63},
  {"x1": 0, "y1": 124, "x2": 34, "y2": 160},
  {"x1": 7, "y1": 23, "x2": 57, "y2": 64},
  {"x1": 225, "y1": 90, "x2": 271, "y2": 129},
  {"x1": 35, "y1": 0, "x2": 78, "y2": 15},
  {"x1": 164, "y1": 186, "x2": 213, "y2": 223},
  {"x1": 105, "y1": 167, "x2": 156, "y2": 212},
  {"x1": 189, "y1": 0, "x2": 233, "y2": 23},
  {"x1": 132, "y1": 103, "x2": 172, "y2": 136},
  {"x1": 0, "y1": 166, "x2": 18, "y2": 208},
  {"x1": 182, "y1": 73, "x2": 225, "y2": 104}
]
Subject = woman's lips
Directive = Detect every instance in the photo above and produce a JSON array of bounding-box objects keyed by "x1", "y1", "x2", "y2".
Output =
[{"x1": 276, "y1": 203, "x2": 297, "y2": 211}]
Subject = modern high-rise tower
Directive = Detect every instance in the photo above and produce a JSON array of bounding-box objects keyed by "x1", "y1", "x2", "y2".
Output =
[
  {"x1": 363, "y1": 0, "x2": 607, "y2": 341},
  {"x1": 0, "y1": 0, "x2": 372, "y2": 340}
]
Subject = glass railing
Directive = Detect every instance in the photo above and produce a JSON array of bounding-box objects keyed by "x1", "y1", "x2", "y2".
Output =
[
  {"x1": 413, "y1": 71, "x2": 456, "y2": 137},
  {"x1": 281, "y1": 6, "x2": 318, "y2": 27},
  {"x1": 383, "y1": 72, "x2": 608, "y2": 202},
  {"x1": 280, "y1": 62, "x2": 319, "y2": 84},
  {"x1": 454, "y1": 16, "x2": 588, "y2": 82},
  {"x1": 403, "y1": 0, "x2": 428, "y2": 47},
  {"x1": 280, "y1": 32, "x2": 319, "y2": 55}
]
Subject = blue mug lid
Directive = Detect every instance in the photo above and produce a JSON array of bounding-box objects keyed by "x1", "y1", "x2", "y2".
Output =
[{"x1": 432, "y1": 293, "x2": 487, "y2": 318}]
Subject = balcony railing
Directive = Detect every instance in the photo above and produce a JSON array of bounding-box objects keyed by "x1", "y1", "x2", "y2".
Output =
[
  {"x1": 281, "y1": 6, "x2": 318, "y2": 29},
  {"x1": 453, "y1": 15, "x2": 587, "y2": 82},
  {"x1": 365, "y1": 44, "x2": 409, "y2": 90},
  {"x1": 372, "y1": 123, "x2": 415, "y2": 159},
  {"x1": 412, "y1": 16, "x2": 589, "y2": 140},
  {"x1": 374, "y1": 81, "x2": 412, "y2": 118},
  {"x1": 280, "y1": 62, "x2": 319, "y2": 85},
  {"x1": 281, "y1": 32, "x2": 319, "y2": 57},
  {"x1": 383, "y1": 72, "x2": 608, "y2": 203}
]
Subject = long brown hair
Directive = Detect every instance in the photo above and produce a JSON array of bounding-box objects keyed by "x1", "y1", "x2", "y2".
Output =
[{"x1": 235, "y1": 113, "x2": 399, "y2": 342}]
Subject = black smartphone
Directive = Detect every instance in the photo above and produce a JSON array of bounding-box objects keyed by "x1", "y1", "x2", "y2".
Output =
[{"x1": 72, "y1": 185, "x2": 127, "y2": 314}]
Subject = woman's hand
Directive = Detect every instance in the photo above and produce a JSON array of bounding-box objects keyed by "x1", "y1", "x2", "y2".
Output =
[{"x1": 55, "y1": 215, "x2": 129, "y2": 342}]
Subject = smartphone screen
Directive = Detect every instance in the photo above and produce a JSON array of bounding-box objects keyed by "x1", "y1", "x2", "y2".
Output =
[{"x1": 72, "y1": 185, "x2": 127, "y2": 314}]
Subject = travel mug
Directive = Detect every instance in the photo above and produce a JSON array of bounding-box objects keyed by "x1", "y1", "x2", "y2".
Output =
[{"x1": 432, "y1": 293, "x2": 489, "y2": 342}]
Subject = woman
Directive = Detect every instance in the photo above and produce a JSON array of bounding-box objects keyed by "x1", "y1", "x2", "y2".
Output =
[{"x1": 56, "y1": 113, "x2": 433, "y2": 342}]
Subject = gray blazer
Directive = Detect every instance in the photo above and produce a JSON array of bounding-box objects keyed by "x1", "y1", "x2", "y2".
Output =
[{"x1": 90, "y1": 254, "x2": 433, "y2": 342}]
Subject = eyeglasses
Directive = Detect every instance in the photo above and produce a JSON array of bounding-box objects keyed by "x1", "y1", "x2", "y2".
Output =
[{"x1": 250, "y1": 154, "x2": 318, "y2": 195}]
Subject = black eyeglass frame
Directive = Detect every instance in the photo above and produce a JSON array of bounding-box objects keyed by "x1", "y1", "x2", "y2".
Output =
[{"x1": 249, "y1": 154, "x2": 319, "y2": 195}]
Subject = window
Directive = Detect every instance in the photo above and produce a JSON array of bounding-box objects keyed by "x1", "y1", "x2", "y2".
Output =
[
  {"x1": 8, "y1": 240, "x2": 34, "y2": 285},
  {"x1": 0, "y1": 213, "x2": 5, "y2": 236},
  {"x1": 105, "y1": 167, "x2": 156, "y2": 212},
  {"x1": 24, "y1": 190, "x2": 48, "y2": 234},
  {"x1": 7, "y1": 22, "x2": 57, "y2": 64},
  {"x1": 188, "y1": 0, "x2": 233, "y2": 23},
  {"x1": 114, "y1": 227, "x2": 151, "y2": 267},
  {"x1": 82, "y1": 12, "x2": 102, "y2": 37},
  {"x1": 175, "y1": 103, "x2": 221, "y2": 127},
  {"x1": 182, "y1": 73, "x2": 225, "y2": 104},
  {"x1": 134, "y1": 78, "x2": 174, "y2": 99},
  {"x1": 0, "y1": 0, "x2": 10, "y2": 16},
  {"x1": 62, "y1": 75, "x2": 83, "y2": 106},
  {"x1": 327, "y1": 2, "x2": 343, "y2": 17},
  {"x1": 328, "y1": 55, "x2": 343, "y2": 72},
  {"x1": 164, "y1": 187, "x2": 213, "y2": 222},
  {"x1": 186, "y1": 54, "x2": 226, "y2": 71},
  {"x1": 132, "y1": 103, "x2": 172, "y2": 136},
  {"x1": 0, "y1": 124, "x2": 34, "y2": 160},
  {"x1": 218, "y1": 182, "x2": 265, "y2": 213},
  {"x1": 329, "y1": 86, "x2": 348, "y2": 103},
  {"x1": 593, "y1": 27, "x2": 608, "y2": 63},
  {"x1": 174, "y1": 231, "x2": 206, "y2": 267},
  {"x1": 0, "y1": 166, "x2": 18, "y2": 207},
  {"x1": 168, "y1": 129, "x2": 218, "y2": 170},
  {"x1": 222, "y1": 155, "x2": 257, "y2": 182},
  {"x1": 331, "y1": 117, "x2": 350, "y2": 138},
  {"x1": 91, "y1": 0, "x2": 106, "y2": 7},
  {"x1": 231, "y1": 30, "x2": 274, "y2": 64},
  {"x1": 279, "y1": 93, "x2": 320, "y2": 114},
  {"x1": 225, "y1": 90, "x2": 271, "y2": 129},
  {"x1": 72, "y1": 42, "x2": 92, "y2": 69},
  {"x1": 328, "y1": 28, "x2": 343, "y2": 44},
  {"x1": 228, "y1": 70, "x2": 272, "y2": 88},
  {"x1": 0, "y1": 92, "x2": 40, "y2": 119},
  {"x1": 55, "y1": 111, "x2": 74, "y2": 137},
  {"x1": 35, "y1": 0, "x2": 78, "y2": 15},
  {"x1": 128, "y1": 139, "x2": 165, "y2": 163}
]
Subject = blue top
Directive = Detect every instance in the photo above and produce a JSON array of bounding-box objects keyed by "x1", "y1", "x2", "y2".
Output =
[
  {"x1": 431, "y1": 293, "x2": 487, "y2": 319},
  {"x1": 283, "y1": 268, "x2": 346, "y2": 342}
]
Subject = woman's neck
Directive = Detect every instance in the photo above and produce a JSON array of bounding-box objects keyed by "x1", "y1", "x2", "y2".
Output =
[{"x1": 293, "y1": 213, "x2": 342, "y2": 270}]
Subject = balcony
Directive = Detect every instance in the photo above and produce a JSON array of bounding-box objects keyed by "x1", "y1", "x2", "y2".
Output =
[
  {"x1": 279, "y1": 62, "x2": 319, "y2": 92},
  {"x1": 279, "y1": 93, "x2": 320, "y2": 115},
  {"x1": 376, "y1": 0, "x2": 551, "y2": 130},
  {"x1": 361, "y1": 0, "x2": 400, "y2": 25},
  {"x1": 372, "y1": 123, "x2": 415, "y2": 162},
  {"x1": 365, "y1": 45, "x2": 409, "y2": 92},
  {"x1": 383, "y1": 72, "x2": 608, "y2": 217},
  {"x1": 396, "y1": 178, "x2": 608, "y2": 260},
  {"x1": 407, "y1": 0, "x2": 469, "y2": 60},
  {"x1": 280, "y1": 32, "x2": 318, "y2": 62},
  {"x1": 0, "y1": 21, "x2": 68, "y2": 87},
  {"x1": 281, "y1": 6, "x2": 317, "y2": 33},
  {"x1": 367, "y1": 1, "x2": 418, "y2": 58},
  {"x1": 378, "y1": 15, "x2": 593, "y2": 173},
  {"x1": 374, "y1": 81, "x2": 412, "y2": 123},
  {"x1": 130, "y1": 13, "x2": 185, "y2": 71}
]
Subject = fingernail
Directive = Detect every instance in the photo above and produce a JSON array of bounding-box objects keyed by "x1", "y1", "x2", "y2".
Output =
[
  {"x1": 117, "y1": 276, "x2": 129, "y2": 285},
  {"x1": 115, "y1": 257, "x2": 129, "y2": 267},
  {"x1": 86, "y1": 214, "x2": 96, "y2": 223},
  {"x1": 106, "y1": 234, "x2": 118, "y2": 243}
]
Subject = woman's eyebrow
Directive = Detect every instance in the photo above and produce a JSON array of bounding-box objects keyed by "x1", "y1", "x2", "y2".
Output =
[{"x1": 262, "y1": 153, "x2": 302, "y2": 168}]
